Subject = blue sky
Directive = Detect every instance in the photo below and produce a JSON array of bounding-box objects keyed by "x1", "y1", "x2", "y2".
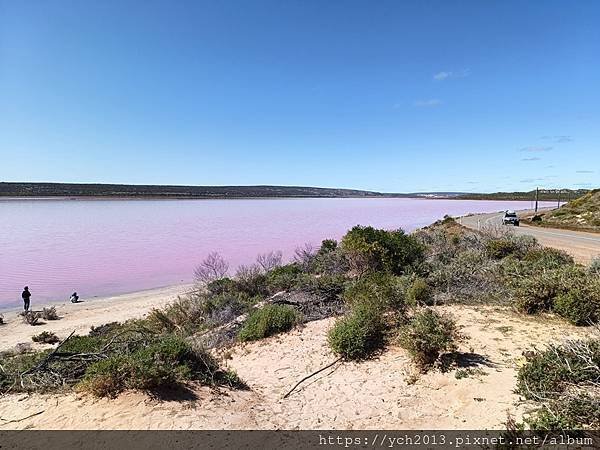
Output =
[{"x1": 1, "y1": 0, "x2": 598, "y2": 193}]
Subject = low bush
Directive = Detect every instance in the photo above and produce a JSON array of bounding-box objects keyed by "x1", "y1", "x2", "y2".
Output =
[
  {"x1": 22, "y1": 311, "x2": 40, "y2": 326},
  {"x1": 31, "y1": 331, "x2": 60, "y2": 344},
  {"x1": 427, "y1": 250, "x2": 506, "y2": 304},
  {"x1": 89, "y1": 322, "x2": 123, "y2": 337},
  {"x1": 312, "y1": 239, "x2": 349, "y2": 274},
  {"x1": 79, "y1": 335, "x2": 240, "y2": 398},
  {"x1": 485, "y1": 239, "x2": 520, "y2": 260},
  {"x1": 340, "y1": 226, "x2": 424, "y2": 275},
  {"x1": 41, "y1": 306, "x2": 59, "y2": 321},
  {"x1": 206, "y1": 277, "x2": 238, "y2": 295},
  {"x1": 234, "y1": 265, "x2": 269, "y2": 297},
  {"x1": 266, "y1": 263, "x2": 304, "y2": 292},
  {"x1": 398, "y1": 309, "x2": 460, "y2": 371},
  {"x1": 517, "y1": 339, "x2": 600, "y2": 429},
  {"x1": 343, "y1": 272, "x2": 405, "y2": 312},
  {"x1": 328, "y1": 302, "x2": 384, "y2": 360},
  {"x1": 554, "y1": 287, "x2": 599, "y2": 325},
  {"x1": 238, "y1": 305, "x2": 300, "y2": 342},
  {"x1": 590, "y1": 257, "x2": 600, "y2": 275},
  {"x1": 524, "y1": 393, "x2": 600, "y2": 430},
  {"x1": 517, "y1": 339, "x2": 600, "y2": 400},
  {"x1": 523, "y1": 247, "x2": 574, "y2": 268},
  {"x1": 511, "y1": 265, "x2": 586, "y2": 314},
  {"x1": 406, "y1": 277, "x2": 433, "y2": 306},
  {"x1": 294, "y1": 273, "x2": 347, "y2": 302}
]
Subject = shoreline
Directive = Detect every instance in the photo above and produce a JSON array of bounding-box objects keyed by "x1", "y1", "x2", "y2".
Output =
[{"x1": 0, "y1": 283, "x2": 192, "y2": 352}]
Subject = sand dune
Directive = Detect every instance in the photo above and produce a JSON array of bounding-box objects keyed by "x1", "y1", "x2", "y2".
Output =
[{"x1": 0, "y1": 303, "x2": 589, "y2": 430}]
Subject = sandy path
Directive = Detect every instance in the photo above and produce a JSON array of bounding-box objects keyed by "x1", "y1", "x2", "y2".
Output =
[
  {"x1": 0, "y1": 285, "x2": 191, "y2": 352},
  {"x1": 0, "y1": 305, "x2": 590, "y2": 430}
]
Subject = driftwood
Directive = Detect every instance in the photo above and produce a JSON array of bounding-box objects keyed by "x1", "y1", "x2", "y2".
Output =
[{"x1": 283, "y1": 357, "x2": 343, "y2": 399}]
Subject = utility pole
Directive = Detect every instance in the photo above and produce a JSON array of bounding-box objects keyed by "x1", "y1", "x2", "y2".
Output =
[
  {"x1": 557, "y1": 189, "x2": 561, "y2": 209},
  {"x1": 534, "y1": 187, "x2": 539, "y2": 213}
]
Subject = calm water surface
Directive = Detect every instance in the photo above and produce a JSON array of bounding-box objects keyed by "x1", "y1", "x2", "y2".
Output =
[{"x1": 0, "y1": 198, "x2": 549, "y2": 306}]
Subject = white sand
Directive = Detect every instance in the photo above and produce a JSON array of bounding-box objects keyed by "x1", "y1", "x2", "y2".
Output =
[{"x1": 0, "y1": 302, "x2": 591, "y2": 430}]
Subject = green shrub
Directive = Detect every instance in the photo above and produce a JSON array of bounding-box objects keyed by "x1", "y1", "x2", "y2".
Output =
[
  {"x1": 590, "y1": 257, "x2": 600, "y2": 275},
  {"x1": 340, "y1": 226, "x2": 424, "y2": 275},
  {"x1": 524, "y1": 394, "x2": 600, "y2": 430},
  {"x1": 523, "y1": 247, "x2": 574, "y2": 268},
  {"x1": 406, "y1": 278, "x2": 433, "y2": 306},
  {"x1": 206, "y1": 277, "x2": 238, "y2": 295},
  {"x1": 266, "y1": 263, "x2": 304, "y2": 292},
  {"x1": 80, "y1": 335, "x2": 232, "y2": 398},
  {"x1": 89, "y1": 322, "x2": 124, "y2": 337},
  {"x1": 79, "y1": 355, "x2": 130, "y2": 398},
  {"x1": 554, "y1": 288, "x2": 599, "y2": 325},
  {"x1": 60, "y1": 335, "x2": 105, "y2": 354},
  {"x1": 31, "y1": 331, "x2": 60, "y2": 344},
  {"x1": 517, "y1": 340, "x2": 600, "y2": 399},
  {"x1": 398, "y1": 309, "x2": 460, "y2": 370},
  {"x1": 234, "y1": 265, "x2": 269, "y2": 297},
  {"x1": 517, "y1": 339, "x2": 600, "y2": 429},
  {"x1": 238, "y1": 305, "x2": 300, "y2": 341},
  {"x1": 0, "y1": 351, "x2": 49, "y2": 391},
  {"x1": 512, "y1": 266, "x2": 585, "y2": 314},
  {"x1": 343, "y1": 272, "x2": 405, "y2": 312},
  {"x1": 485, "y1": 239, "x2": 519, "y2": 260},
  {"x1": 312, "y1": 239, "x2": 349, "y2": 274},
  {"x1": 328, "y1": 302, "x2": 384, "y2": 360},
  {"x1": 295, "y1": 273, "x2": 347, "y2": 301}
]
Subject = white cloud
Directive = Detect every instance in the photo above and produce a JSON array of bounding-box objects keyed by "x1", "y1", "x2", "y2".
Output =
[
  {"x1": 519, "y1": 146, "x2": 553, "y2": 152},
  {"x1": 414, "y1": 99, "x2": 442, "y2": 107},
  {"x1": 433, "y1": 69, "x2": 470, "y2": 81},
  {"x1": 521, "y1": 157, "x2": 542, "y2": 161},
  {"x1": 576, "y1": 170, "x2": 595, "y2": 174},
  {"x1": 433, "y1": 71, "x2": 451, "y2": 81},
  {"x1": 541, "y1": 135, "x2": 573, "y2": 143}
]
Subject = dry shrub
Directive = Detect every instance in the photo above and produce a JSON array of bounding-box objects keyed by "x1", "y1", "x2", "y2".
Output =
[
  {"x1": 32, "y1": 331, "x2": 60, "y2": 344},
  {"x1": 256, "y1": 250, "x2": 282, "y2": 272},
  {"x1": 21, "y1": 311, "x2": 41, "y2": 326},
  {"x1": 41, "y1": 306, "x2": 59, "y2": 320},
  {"x1": 194, "y1": 252, "x2": 229, "y2": 284}
]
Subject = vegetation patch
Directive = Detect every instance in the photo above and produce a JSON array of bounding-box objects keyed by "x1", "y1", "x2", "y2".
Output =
[
  {"x1": 31, "y1": 331, "x2": 60, "y2": 344},
  {"x1": 238, "y1": 305, "x2": 300, "y2": 342},
  {"x1": 328, "y1": 302, "x2": 384, "y2": 360},
  {"x1": 517, "y1": 338, "x2": 600, "y2": 429},
  {"x1": 398, "y1": 309, "x2": 461, "y2": 371},
  {"x1": 340, "y1": 225, "x2": 424, "y2": 275}
]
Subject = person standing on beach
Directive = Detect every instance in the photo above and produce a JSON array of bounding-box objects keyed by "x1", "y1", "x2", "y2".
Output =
[{"x1": 22, "y1": 286, "x2": 31, "y2": 311}]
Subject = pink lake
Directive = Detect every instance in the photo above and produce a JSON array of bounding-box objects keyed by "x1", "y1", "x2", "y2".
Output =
[{"x1": 0, "y1": 198, "x2": 551, "y2": 307}]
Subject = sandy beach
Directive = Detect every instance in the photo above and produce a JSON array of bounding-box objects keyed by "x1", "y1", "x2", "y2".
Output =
[{"x1": 0, "y1": 284, "x2": 192, "y2": 352}]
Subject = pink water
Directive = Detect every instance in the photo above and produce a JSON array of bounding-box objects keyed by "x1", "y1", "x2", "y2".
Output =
[{"x1": 0, "y1": 198, "x2": 549, "y2": 307}]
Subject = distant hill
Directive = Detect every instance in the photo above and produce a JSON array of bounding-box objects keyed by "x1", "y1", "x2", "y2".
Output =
[
  {"x1": 528, "y1": 189, "x2": 600, "y2": 232},
  {"x1": 456, "y1": 189, "x2": 589, "y2": 202},
  {"x1": 0, "y1": 182, "x2": 388, "y2": 199}
]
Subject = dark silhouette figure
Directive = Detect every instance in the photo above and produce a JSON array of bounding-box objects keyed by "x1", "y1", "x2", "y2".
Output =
[
  {"x1": 70, "y1": 292, "x2": 79, "y2": 303},
  {"x1": 22, "y1": 286, "x2": 31, "y2": 311}
]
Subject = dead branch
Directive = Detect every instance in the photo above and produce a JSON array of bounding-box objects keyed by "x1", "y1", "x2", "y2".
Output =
[
  {"x1": 283, "y1": 357, "x2": 342, "y2": 399},
  {"x1": 0, "y1": 410, "x2": 44, "y2": 425}
]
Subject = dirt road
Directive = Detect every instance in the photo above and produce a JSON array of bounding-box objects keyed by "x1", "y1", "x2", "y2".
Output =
[{"x1": 460, "y1": 210, "x2": 600, "y2": 264}]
